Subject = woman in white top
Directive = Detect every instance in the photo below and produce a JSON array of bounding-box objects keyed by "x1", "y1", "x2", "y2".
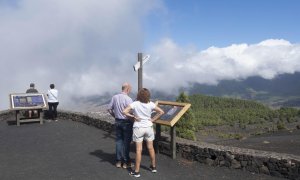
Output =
[
  {"x1": 123, "y1": 88, "x2": 164, "y2": 178},
  {"x1": 47, "y1": 84, "x2": 59, "y2": 121}
]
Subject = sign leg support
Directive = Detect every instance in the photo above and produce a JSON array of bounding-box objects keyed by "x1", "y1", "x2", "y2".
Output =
[
  {"x1": 155, "y1": 124, "x2": 161, "y2": 153},
  {"x1": 171, "y1": 126, "x2": 176, "y2": 159},
  {"x1": 16, "y1": 110, "x2": 20, "y2": 126},
  {"x1": 39, "y1": 110, "x2": 44, "y2": 124}
]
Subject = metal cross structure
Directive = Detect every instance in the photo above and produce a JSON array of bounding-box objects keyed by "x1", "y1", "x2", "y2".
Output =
[
  {"x1": 133, "y1": 53, "x2": 150, "y2": 91},
  {"x1": 133, "y1": 53, "x2": 187, "y2": 160}
]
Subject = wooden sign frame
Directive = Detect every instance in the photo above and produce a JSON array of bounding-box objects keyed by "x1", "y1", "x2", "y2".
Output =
[
  {"x1": 9, "y1": 93, "x2": 48, "y2": 110},
  {"x1": 153, "y1": 100, "x2": 191, "y2": 127}
]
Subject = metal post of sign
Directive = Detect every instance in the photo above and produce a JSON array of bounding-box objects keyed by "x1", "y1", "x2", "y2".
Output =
[
  {"x1": 170, "y1": 126, "x2": 176, "y2": 159},
  {"x1": 137, "y1": 53, "x2": 143, "y2": 91},
  {"x1": 155, "y1": 124, "x2": 161, "y2": 153},
  {"x1": 134, "y1": 53, "x2": 150, "y2": 91}
]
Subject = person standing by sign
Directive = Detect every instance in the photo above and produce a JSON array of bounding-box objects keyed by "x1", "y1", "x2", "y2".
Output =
[
  {"x1": 26, "y1": 83, "x2": 38, "y2": 93},
  {"x1": 107, "y1": 83, "x2": 134, "y2": 169},
  {"x1": 123, "y1": 88, "x2": 164, "y2": 178},
  {"x1": 47, "y1": 84, "x2": 59, "y2": 121},
  {"x1": 26, "y1": 83, "x2": 39, "y2": 118}
]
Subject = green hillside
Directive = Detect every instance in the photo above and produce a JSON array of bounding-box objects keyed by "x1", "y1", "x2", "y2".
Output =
[
  {"x1": 188, "y1": 73, "x2": 300, "y2": 108},
  {"x1": 189, "y1": 94, "x2": 300, "y2": 129}
]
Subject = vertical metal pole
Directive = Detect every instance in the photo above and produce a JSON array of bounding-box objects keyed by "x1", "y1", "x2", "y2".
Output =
[
  {"x1": 155, "y1": 124, "x2": 161, "y2": 153},
  {"x1": 138, "y1": 53, "x2": 143, "y2": 91},
  {"x1": 39, "y1": 109, "x2": 43, "y2": 124},
  {"x1": 171, "y1": 126, "x2": 176, "y2": 159},
  {"x1": 16, "y1": 110, "x2": 20, "y2": 126}
]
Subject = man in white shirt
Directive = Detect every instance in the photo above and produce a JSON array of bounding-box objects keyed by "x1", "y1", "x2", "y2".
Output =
[{"x1": 47, "y1": 84, "x2": 59, "y2": 121}]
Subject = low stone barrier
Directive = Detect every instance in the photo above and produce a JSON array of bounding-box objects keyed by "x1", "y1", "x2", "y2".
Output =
[
  {"x1": 173, "y1": 140, "x2": 300, "y2": 179},
  {"x1": 57, "y1": 110, "x2": 115, "y2": 132},
  {"x1": 1, "y1": 110, "x2": 299, "y2": 179},
  {"x1": 0, "y1": 110, "x2": 14, "y2": 121}
]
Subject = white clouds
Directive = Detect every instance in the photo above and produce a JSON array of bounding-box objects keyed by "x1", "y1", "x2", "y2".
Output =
[
  {"x1": 1, "y1": 0, "x2": 300, "y2": 111},
  {"x1": 257, "y1": 39, "x2": 292, "y2": 46},
  {"x1": 145, "y1": 38, "x2": 300, "y2": 93},
  {"x1": 0, "y1": 0, "x2": 161, "y2": 110}
]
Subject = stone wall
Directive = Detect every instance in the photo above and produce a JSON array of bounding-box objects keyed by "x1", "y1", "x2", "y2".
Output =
[
  {"x1": 173, "y1": 141, "x2": 300, "y2": 179},
  {"x1": 1, "y1": 110, "x2": 300, "y2": 179},
  {"x1": 57, "y1": 110, "x2": 115, "y2": 133},
  {"x1": 0, "y1": 110, "x2": 14, "y2": 121}
]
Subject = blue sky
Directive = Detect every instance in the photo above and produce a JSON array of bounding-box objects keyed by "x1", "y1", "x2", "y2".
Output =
[
  {"x1": 1, "y1": 0, "x2": 300, "y2": 110},
  {"x1": 144, "y1": 0, "x2": 300, "y2": 49}
]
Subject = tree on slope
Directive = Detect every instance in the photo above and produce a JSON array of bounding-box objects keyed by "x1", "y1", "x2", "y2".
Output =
[{"x1": 176, "y1": 92, "x2": 196, "y2": 140}]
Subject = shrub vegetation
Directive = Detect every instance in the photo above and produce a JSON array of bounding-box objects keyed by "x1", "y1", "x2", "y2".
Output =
[
  {"x1": 175, "y1": 93, "x2": 300, "y2": 139},
  {"x1": 175, "y1": 92, "x2": 197, "y2": 140}
]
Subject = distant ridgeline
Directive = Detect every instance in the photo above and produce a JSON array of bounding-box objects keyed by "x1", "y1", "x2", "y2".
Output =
[
  {"x1": 189, "y1": 94, "x2": 300, "y2": 128},
  {"x1": 188, "y1": 72, "x2": 300, "y2": 108}
]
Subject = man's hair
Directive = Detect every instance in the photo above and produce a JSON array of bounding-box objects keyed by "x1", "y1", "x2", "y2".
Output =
[
  {"x1": 122, "y1": 83, "x2": 129, "y2": 91},
  {"x1": 30, "y1": 83, "x2": 35, "y2": 88},
  {"x1": 122, "y1": 83, "x2": 132, "y2": 93},
  {"x1": 50, "y1": 84, "x2": 55, "y2": 89},
  {"x1": 137, "y1": 88, "x2": 150, "y2": 103}
]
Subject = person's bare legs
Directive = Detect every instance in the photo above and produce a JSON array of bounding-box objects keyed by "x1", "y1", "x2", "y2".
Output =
[
  {"x1": 34, "y1": 110, "x2": 38, "y2": 117},
  {"x1": 146, "y1": 140, "x2": 156, "y2": 167},
  {"x1": 134, "y1": 142, "x2": 143, "y2": 172}
]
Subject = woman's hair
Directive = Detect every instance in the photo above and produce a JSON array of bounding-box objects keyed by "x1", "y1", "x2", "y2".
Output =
[
  {"x1": 137, "y1": 88, "x2": 150, "y2": 103},
  {"x1": 50, "y1": 84, "x2": 55, "y2": 89}
]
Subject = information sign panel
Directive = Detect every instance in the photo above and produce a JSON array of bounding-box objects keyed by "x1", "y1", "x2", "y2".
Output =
[
  {"x1": 153, "y1": 101, "x2": 191, "y2": 127},
  {"x1": 9, "y1": 93, "x2": 47, "y2": 110}
]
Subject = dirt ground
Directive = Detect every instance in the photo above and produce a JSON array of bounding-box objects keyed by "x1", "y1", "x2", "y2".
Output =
[
  {"x1": 197, "y1": 123, "x2": 300, "y2": 156},
  {"x1": 211, "y1": 129, "x2": 300, "y2": 155}
]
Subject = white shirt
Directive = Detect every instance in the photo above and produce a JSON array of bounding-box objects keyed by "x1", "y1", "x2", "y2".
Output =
[
  {"x1": 130, "y1": 101, "x2": 156, "y2": 128},
  {"x1": 47, "y1": 89, "x2": 58, "y2": 103}
]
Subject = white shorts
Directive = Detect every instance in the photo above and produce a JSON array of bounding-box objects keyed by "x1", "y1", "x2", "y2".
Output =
[{"x1": 132, "y1": 126, "x2": 155, "y2": 142}]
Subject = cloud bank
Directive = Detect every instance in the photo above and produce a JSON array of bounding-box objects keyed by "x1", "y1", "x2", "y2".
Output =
[
  {"x1": 145, "y1": 39, "x2": 300, "y2": 93},
  {"x1": 0, "y1": 0, "x2": 161, "y2": 110},
  {"x1": 1, "y1": 0, "x2": 300, "y2": 111}
]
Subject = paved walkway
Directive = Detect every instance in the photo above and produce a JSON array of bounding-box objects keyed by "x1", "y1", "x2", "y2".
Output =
[{"x1": 0, "y1": 119, "x2": 284, "y2": 180}]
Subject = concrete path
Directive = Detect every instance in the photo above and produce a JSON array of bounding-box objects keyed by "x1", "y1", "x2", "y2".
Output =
[{"x1": 0, "y1": 119, "x2": 284, "y2": 180}]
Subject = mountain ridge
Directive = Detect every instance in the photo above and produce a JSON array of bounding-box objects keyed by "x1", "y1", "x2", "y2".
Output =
[
  {"x1": 65, "y1": 72, "x2": 300, "y2": 112},
  {"x1": 187, "y1": 72, "x2": 300, "y2": 108}
]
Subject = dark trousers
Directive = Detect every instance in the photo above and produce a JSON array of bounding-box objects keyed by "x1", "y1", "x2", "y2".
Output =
[
  {"x1": 115, "y1": 119, "x2": 133, "y2": 163},
  {"x1": 48, "y1": 102, "x2": 59, "y2": 120}
]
